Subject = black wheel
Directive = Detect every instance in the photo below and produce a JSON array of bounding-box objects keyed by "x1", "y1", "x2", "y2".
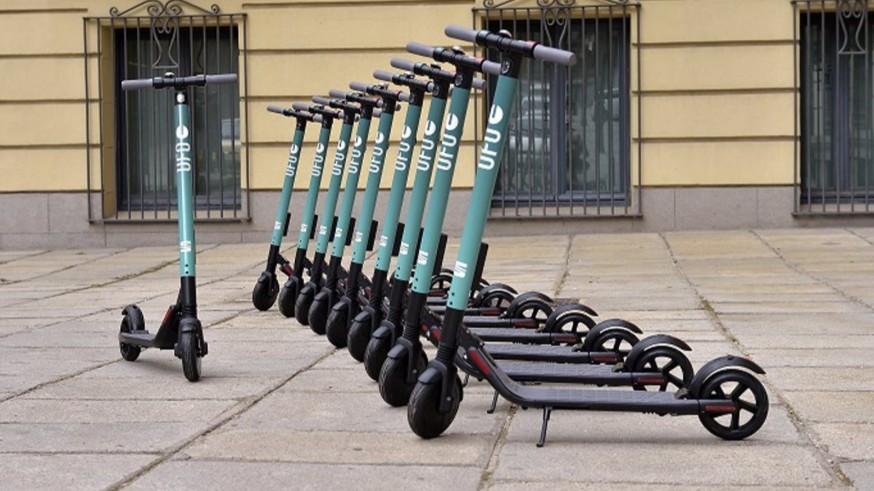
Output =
[
  {"x1": 178, "y1": 331, "x2": 202, "y2": 382},
  {"x1": 407, "y1": 374, "x2": 462, "y2": 439},
  {"x1": 510, "y1": 297, "x2": 553, "y2": 322},
  {"x1": 308, "y1": 292, "x2": 331, "y2": 335},
  {"x1": 347, "y1": 311, "x2": 373, "y2": 362},
  {"x1": 294, "y1": 283, "x2": 316, "y2": 325},
  {"x1": 698, "y1": 370, "x2": 769, "y2": 440},
  {"x1": 277, "y1": 276, "x2": 302, "y2": 318},
  {"x1": 379, "y1": 348, "x2": 428, "y2": 407},
  {"x1": 590, "y1": 329, "x2": 639, "y2": 359},
  {"x1": 477, "y1": 285, "x2": 516, "y2": 311},
  {"x1": 364, "y1": 334, "x2": 393, "y2": 381},
  {"x1": 631, "y1": 346, "x2": 694, "y2": 391},
  {"x1": 325, "y1": 300, "x2": 350, "y2": 348},
  {"x1": 118, "y1": 315, "x2": 141, "y2": 362},
  {"x1": 429, "y1": 271, "x2": 453, "y2": 294},
  {"x1": 252, "y1": 273, "x2": 279, "y2": 311}
]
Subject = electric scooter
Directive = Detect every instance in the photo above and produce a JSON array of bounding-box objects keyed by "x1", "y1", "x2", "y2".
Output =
[
  {"x1": 406, "y1": 26, "x2": 769, "y2": 446},
  {"x1": 361, "y1": 47, "x2": 501, "y2": 382},
  {"x1": 273, "y1": 101, "x2": 345, "y2": 317},
  {"x1": 309, "y1": 86, "x2": 405, "y2": 337},
  {"x1": 117, "y1": 72, "x2": 237, "y2": 382},
  {"x1": 295, "y1": 93, "x2": 380, "y2": 329},
  {"x1": 251, "y1": 105, "x2": 321, "y2": 311}
]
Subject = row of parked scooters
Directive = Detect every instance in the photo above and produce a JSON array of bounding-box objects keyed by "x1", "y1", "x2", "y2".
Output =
[{"x1": 117, "y1": 25, "x2": 769, "y2": 446}]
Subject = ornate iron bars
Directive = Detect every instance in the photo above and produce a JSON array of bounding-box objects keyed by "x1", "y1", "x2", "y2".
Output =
[
  {"x1": 473, "y1": 0, "x2": 641, "y2": 218},
  {"x1": 795, "y1": 0, "x2": 874, "y2": 214},
  {"x1": 84, "y1": 0, "x2": 249, "y2": 221}
]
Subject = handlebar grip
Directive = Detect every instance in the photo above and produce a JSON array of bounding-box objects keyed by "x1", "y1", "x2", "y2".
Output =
[
  {"x1": 349, "y1": 81, "x2": 369, "y2": 93},
  {"x1": 121, "y1": 78, "x2": 154, "y2": 91},
  {"x1": 292, "y1": 102, "x2": 311, "y2": 111},
  {"x1": 532, "y1": 44, "x2": 576, "y2": 66},
  {"x1": 313, "y1": 96, "x2": 332, "y2": 105},
  {"x1": 444, "y1": 24, "x2": 478, "y2": 43},
  {"x1": 472, "y1": 78, "x2": 486, "y2": 90},
  {"x1": 390, "y1": 58, "x2": 416, "y2": 71},
  {"x1": 481, "y1": 60, "x2": 502, "y2": 76},
  {"x1": 205, "y1": 73, "x2": 238, "y2": 85},
  {"x1": 266, "y1": 105, "x2": 285, "y2": 114},
  {"x1": 397, "y1": 92, "x2": 411, "y2": 102},
  {"x1": 328, "y1": 89, "x2": 348, "y2": 99},
  {"x1": 406, "y1": 41, "x2": 436, "y2": 59},
  {"x1": 312, "y1": 114, "x2": 323, "y2": 123},
  {"x1": 373, "y1": 70, "x2": 395, "y2": 83}
]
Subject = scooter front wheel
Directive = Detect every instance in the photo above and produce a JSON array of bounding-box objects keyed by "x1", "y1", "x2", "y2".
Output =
[
  {"x1": 379, "y1": 349, "x2": 428, "y2": 407},
  {"x1": 179, "y1": 331, "x2": 202, "y2": 382},
  {"x1": 325, "y1": 299, "x2": 350, "y2": 348},
  {"x1": 407, "y1": 375, "x2": 462, "y2": 439},
  {"x1": 698, "y1": 369, "x2": 769, "y2": 440},
  {"x1": 364, "y1": 333, "x2": 392, "y2": 381},
  {"x1": 294, "y1": 283, "x2": 317, "y2": 325},
  {"x1": 347, "y1": 310, "x2": 374, "y2": 362},
  {"x1": 308, "y1": 291, "x2": 331, "y2": 335},
  {"x1": 277, "y1": 276, "x2": 302, "y2": 318},
  {"x1": 252, "y1": 272, "x2": 279, "y2": 311}
]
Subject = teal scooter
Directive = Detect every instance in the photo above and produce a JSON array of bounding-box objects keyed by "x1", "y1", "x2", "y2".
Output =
[
  {"x1": 406, "y1": 26, "x2": 769, "y2": 446},
  {"x1": 251, "y1": 105, "x2": 321, "y2": 311},
  {"x1": 295, "y1": 94, "x2": 380, "y2": 328},
  {"x1": 117, "y1": 72, "x2": 237, "y2": 382},
  {"x1": 362, "y1": 49, "x2": 501, "y2": 382},
  {"x1": 273, "y1": 101, "x2": 345, "y2": 317},
  {"x1": 320, "y1": 82, "x2": 411, "y2": 347}
]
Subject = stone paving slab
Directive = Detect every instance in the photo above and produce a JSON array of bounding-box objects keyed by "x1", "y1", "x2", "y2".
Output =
[{"x1": 2, "y1": 229, "x2": 874, "y2": 489}]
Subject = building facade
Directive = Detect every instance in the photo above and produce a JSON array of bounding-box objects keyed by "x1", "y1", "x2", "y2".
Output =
[{"x1": 0, "y1": 0, "x2": 872, "y2": 248}]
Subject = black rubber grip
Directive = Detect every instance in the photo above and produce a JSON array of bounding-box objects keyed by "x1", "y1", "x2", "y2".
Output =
[
  {"x1": 349, "y1": 81, "x2": 369, "y2": 93},
  {"x1": 444, "y1": 24, "x2": 478, "y2": 43},
  {"x1": 266, "y1": 105, "x2": 285, "y2": 114},
  {"x1": 481, "y1": 61, "x2": 502, "y2": 76},
  {"x1": 312, "y1": 96, "x2": 332, "y2": 105},
  {"x1": 373, "y1": 70, "x2": 395, "y2": 83},
  {"x1": 406, "y1": 41, "x2": 435, "y2": 59},
  {"x1": 205, "y1": 73, "x2": 238, "y2": 85},
  {"x1": 390, "y1": 58, "x2": 416, "y2": 71},
  {"x1": 532, "y1": 44, "x2": 576, "y2": 66},
  {"x1": 121, "y1": 78, "x2": 153, "y2": 90},
  {"x1": 292, "y1": 102, "x2": 311, "y2": 112}
]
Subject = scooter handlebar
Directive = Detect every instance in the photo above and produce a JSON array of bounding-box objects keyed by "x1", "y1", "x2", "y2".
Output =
[
  {"x1": 406, "y1": 41, "x2": 436, "y2": 59},
  {"x1": 204, "y1": 73, "x2": 239, "y2": 85},
  {"x1": 472, "y1": 77, "x2": 486, "y2": 90},
  {"x1": 373, "y1": 70, "x2": 396, "y2": 83},
  {"x1": 349, "y1": 81, "x2": 369, "y2": 93},
  {"x1": 266, "y1": 104, "x2": 285, "y2": 114},
  {"x1": 481, "y1": 60, "x2": 502, "y2": 76},
  {"x1": 121, "y1": 78, "x2": 154, "y2": 91},
  {"x1": 312, "y1": 96, "x2": 332, "y2": 105},
  {"x1": 328, "y1": 89, "x2": 349, "y2": 100},
  {"x1": 390, "y1": 58, "x2": 417, "y2": 72},
  {"x1": 292, "y1": 102, "x2": 311, "y2": 112},
  {"x1": 444, "y1": 25, "x2": 576, "y2": 66}
]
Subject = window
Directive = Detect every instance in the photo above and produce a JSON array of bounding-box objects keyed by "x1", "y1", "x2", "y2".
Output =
[
  {"x1": 798, "y1": 1, "x2": 874, "y2": 212},
  {"x1": 84, "y1": 1, "x2": 247, "y2": 221},
  {"x1": 476, "y1": 3, "x2": 636, "y2": 217}
]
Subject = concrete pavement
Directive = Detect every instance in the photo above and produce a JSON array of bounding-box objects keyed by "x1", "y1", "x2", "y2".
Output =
[{"x1": 1, "y1": 228, "x2": 873, "y2": 489}]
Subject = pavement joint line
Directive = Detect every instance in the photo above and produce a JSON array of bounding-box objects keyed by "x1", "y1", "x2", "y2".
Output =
[
  {"x1": 478, "y1": 403, "x2": 517, "y2": 490},
  {"x1": 0, "y1": 358, "x2": 118, "y2": 404},
  {"x1": 0, "y1": 249, "x2": 50, "y2": 266},
  {"x1": 752, "y1": 229, "x2": 874, "y2": 313},
  {"x1": 108, "y1": 346, "x2": 337, "y2": 491},
  {"x1": 0, "y1": 248, "x2": 129, "y2": 288},
  {"x1": 659, "y1": 232, "x2": 852, "y2": 487},
  {"x1": 551, "y1": 235, "x2": 573, "y2": 298}
]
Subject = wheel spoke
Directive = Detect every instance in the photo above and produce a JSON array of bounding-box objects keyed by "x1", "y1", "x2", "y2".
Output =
[
  {"x1": 611, "y1": 338, "x2": 621, "y2": 352},
  {"x1": 730, "y1": 411, "x2": 740, "y2": 430},
  {"x1": 731, "y1": 384, "x2": 749, "y2": 400},
  {"x1": 738, "y1": 400, "x2": 758, "y2": 414},
  {"x1": 714, "y1": 386, "x2": 726, "y2": 399},
  {"x1": 662, "y1": 360, "x2": 678, "y2": 373},
  {"x1": 647, "y1": 359, "x2": 658, "y2": 370},
  {"x1": 667, "y1": 374, "x2": 684, "y2": 389}
]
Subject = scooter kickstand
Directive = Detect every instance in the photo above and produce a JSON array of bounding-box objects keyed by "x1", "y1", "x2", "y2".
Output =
[
  {"x1": 537, "y1": 407, "x2": 553, "y2": 448},
  {"x1": 487, "y1": 391, "x2": 499, "y2": 414}
]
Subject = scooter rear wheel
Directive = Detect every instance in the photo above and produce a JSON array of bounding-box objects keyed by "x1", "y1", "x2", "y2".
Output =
[
  {"x1": 697, "y1": 369, "x2": 769, "y2": 440},
  {"x1": 590, "y1": 329, "x2": 639, "y2": 359},
  {"x1": 346, "y1": 311, "x2": 373, "y2": 362},
  {"x1": 407, "y1": 375, "x2": 462, "y2": 439},
  {"x1": 631, "y1": 346, "x2": 693, "y2": 391},
  {"x1": 379, "y1": 348, "x2": 428, "y2": 407},
  {"x1": 252, "y1": 273, "x2": 279, "y2": 311},
  {"x1": 179, "y1": 331, "x2": 202, "y2": 382}
]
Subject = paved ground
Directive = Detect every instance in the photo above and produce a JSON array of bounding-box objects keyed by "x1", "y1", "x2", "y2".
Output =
[{"x1": 1, "y1": 228, "x2": 873, "y2": 489}]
